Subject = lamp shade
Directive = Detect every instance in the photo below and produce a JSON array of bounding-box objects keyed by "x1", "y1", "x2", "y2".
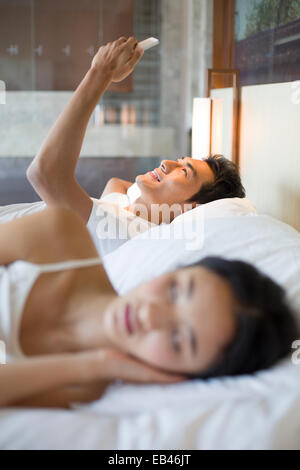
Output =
[
  {"x1": 211, "y1": 98, "x2": 223, "y2": 155},
  {"x1": 192, "y1": 98, "x2": 211, "y2": 159},
  {"x1": 192, "y1": 97, "x2": 223, "y2": 159}
]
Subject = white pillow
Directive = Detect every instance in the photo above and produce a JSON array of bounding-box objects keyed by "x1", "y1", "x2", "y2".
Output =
[
  {"x1": 188, "y1": 197, "x2": 257, "y2": 219},
  {"x1": 103, "y1": 208, "x2": 300, "y2": 322}
]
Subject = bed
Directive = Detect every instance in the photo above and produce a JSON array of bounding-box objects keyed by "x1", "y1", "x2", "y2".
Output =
[{"x1": 1, "y1": 197, "x2": 300, "y2": 450}]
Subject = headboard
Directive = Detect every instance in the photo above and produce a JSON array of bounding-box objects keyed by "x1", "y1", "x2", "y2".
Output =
[
  {"x1": 239, "y1": 81, "x2": 300, "y2": 232},
  {"x1": 209, "y1": 81, "x2": 300, "y2": 232}
]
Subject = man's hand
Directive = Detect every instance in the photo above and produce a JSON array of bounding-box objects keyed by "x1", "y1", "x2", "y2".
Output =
[{"x1": 91, "y1": 36, "x2": 144, "y2": 83}]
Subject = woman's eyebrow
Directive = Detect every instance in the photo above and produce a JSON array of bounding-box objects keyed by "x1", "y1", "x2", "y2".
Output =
[
  {"x1": 188, "y1": 326, "x2": 197, "y2": 356},
  {"x1": 187, "y1": 277, "x2": 195, "y2": 297},
  {"x1": 186, "y1": 277, "x2": 197, "y2": 356}
]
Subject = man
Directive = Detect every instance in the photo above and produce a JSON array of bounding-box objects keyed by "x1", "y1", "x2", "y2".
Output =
[{"x1": 2, "y1": 36, "x2": 245, "y2": 254}]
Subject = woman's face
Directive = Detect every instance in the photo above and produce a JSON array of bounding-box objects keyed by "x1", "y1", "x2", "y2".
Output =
[{"x1": 103, "y1": 266, "x2": 238, "y2": 375}]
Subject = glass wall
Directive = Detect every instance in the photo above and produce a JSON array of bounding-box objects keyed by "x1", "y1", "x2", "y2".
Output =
[
  {"x1": 0, "y1": 0, "x2": 213, "y2": 203},
  {"x1": 0, "y1": 0, "x2": 161, "y2": 125},
  {"x1": 234, "y1": 0, "x2": 300, "y2": 86}
]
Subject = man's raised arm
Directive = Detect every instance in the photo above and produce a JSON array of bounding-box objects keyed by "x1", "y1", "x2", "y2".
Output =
[{"x1": 27, "y1": 37, "x2": 144, "y2": 222}]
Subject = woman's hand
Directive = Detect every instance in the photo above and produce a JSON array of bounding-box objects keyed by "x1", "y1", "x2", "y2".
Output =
[
  {"x1": 14, "y1": 349, "x2": 187, "y2": 408},
  {"x1": 6, "y1": 348, "x2": 186, "y2": 409},
  {"x1": 85, "y1": 348, "x2": 187, "y2": 385},
  {"x1": 91, "y1": 36, "x2": 144, "y2": 83}
]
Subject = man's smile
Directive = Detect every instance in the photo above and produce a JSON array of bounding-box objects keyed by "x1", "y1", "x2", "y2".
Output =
[{"x1": 148, "y1": 169, "x2": 161, "y2": 182}]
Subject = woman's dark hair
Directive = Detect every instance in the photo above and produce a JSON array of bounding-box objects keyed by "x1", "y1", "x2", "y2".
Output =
[
  {"x1": 186, "y1": 257, "x2": 298, "y2": 380},
  {"x1": 188, "y1": 155, "x2": 246, "y2": 204}
]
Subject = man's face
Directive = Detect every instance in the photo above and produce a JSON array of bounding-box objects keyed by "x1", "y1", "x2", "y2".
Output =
[{"x1": 136, "y1": 157, "x2": 215, "y2": 208}]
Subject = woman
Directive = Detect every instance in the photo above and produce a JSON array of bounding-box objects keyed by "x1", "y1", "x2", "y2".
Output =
[{"x1": 0, "y1": 207, "x2": 296, "y2": 408}]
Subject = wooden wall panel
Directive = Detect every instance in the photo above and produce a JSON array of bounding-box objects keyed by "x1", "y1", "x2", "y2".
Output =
[
  {"x1": 35, "y1": 0, "x2": 99, "y2": 90},
  {"x1": 0, "y1": 0, "x2": 32, "y2": 90},
  {"x1": 212, "y1": 0, "x2": 235, "y2": 88},
  {"x1": 102, "y1": 0, "x2": 135, "y2": 92},
  {"x1": 0, "y1": 0, "x2": 135, "y2": 91}
]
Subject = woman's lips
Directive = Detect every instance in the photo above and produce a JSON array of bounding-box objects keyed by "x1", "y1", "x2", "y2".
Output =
[{"x1": 124, "y1": 304, "x2": 134, "y2": 335}]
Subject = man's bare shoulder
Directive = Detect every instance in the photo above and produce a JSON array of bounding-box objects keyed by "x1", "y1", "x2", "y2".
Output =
[{"x1": 101, "y1": 178, "x2": 133, "y2": 198}]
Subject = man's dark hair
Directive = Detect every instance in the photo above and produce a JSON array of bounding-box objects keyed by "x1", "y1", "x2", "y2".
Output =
[
  {"x1": 188, "y1": 155, "x2": 246, "y2": 204},
  {"x1": 185, "y1": 257, "x2": 298, "y2": 380}
]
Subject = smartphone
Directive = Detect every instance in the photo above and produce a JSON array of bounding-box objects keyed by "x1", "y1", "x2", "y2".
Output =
[{"x1": 138, "y1": 37, "x2": 159, "y2": 51}]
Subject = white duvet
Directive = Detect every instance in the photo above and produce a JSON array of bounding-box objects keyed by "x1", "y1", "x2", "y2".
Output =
[
  {"x1": 1, "y1": 198, "x2": 300, "y2": 450},
  {"x1": 1, "y1": 358, "x2": 299, "y2": 449}
]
